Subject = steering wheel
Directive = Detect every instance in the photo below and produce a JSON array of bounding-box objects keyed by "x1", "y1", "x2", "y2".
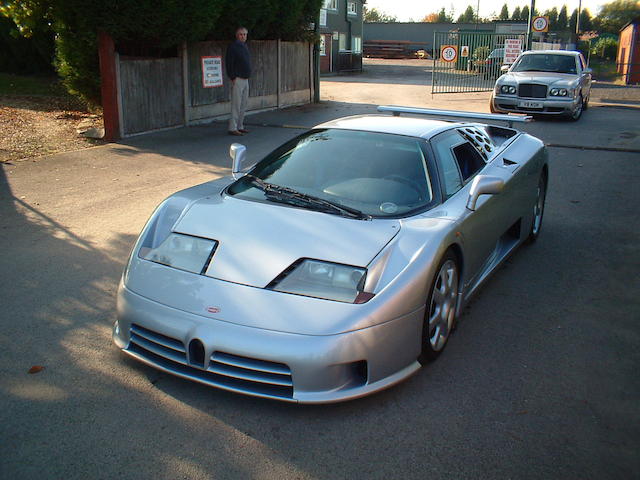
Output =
[{"x1": 384, "y1": 174, "x2": 424, "y2": 199}]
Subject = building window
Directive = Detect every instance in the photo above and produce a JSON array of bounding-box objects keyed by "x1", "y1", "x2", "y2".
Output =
[
  {"x1": 324, "y1": 0, "x2": 337, "y2": 10},
  {"x1": 339, "y1": 33, "x2": 347, "y2": 51},
  {"x1": 347, "y1": 1, "x2": 357, "y2": 15},
  {"x1": 320, "y1": 35, "x2": 326, "y2": 56},
  {"x1": 352, "y1": 36, "x2": 362, "y2": 53}
]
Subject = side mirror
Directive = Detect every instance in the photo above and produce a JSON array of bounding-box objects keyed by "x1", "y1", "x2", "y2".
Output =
[
  {"x1": 230, "y1": 143, "x2": 247, "y2": 178},
  {"x1": 500, "y1": 65, "x2": 509, "y2": 73},
  {"x1": 466, "y1": 175, "x2": 505, "y2": 211}
]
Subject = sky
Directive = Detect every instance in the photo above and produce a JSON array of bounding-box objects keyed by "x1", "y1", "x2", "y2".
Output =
[{"x1": 364, "y1": 0, "x2": 609, "y2": 21}]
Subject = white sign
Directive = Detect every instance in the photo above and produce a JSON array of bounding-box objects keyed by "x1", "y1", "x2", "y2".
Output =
[
  {"x1": 460, "y1": 45, "x2": 469, "y2": 57},
  {"x1": 504, "y1": 38, "x2": 523, "y2": 64},
  {"x1": 201, "y1": 56, "x2": 223, "y2": 88},
  {"x1": 320, "y1": 9, "x2": 327, "y2": 26},
  {"x1": 532, "y1": 16, "x2": 549, "y2": 32},
  {"x1": 441, "y1": 45, "x2": 458, "y2": 62}
]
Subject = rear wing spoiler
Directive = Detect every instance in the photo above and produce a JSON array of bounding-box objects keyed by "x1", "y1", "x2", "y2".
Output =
[{"x1": 377, "y1": 106, "x2": 532, "y2": 128}]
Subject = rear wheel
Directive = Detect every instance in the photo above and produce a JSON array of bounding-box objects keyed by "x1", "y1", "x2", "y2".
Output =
[
  {"x1": 528, "y1": 174, "x2": 547, "y2": 242},
  {"x1": 420, "y1": 251, "x2": 459, "y2": 363}
]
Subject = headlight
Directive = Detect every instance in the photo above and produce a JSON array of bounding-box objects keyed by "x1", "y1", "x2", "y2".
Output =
[
  {"x1": 270, "y1": 259, "x2": 373, "y2": 303},
  {"x1": 139, "y1": 233, "x2": 217, "y2": 274},
  {"x1": 500, "y1": 85, "x2": 516, "y2": 95},
  {"x1": 549, "y1": 88, "x2": 568, "y2": 97}
]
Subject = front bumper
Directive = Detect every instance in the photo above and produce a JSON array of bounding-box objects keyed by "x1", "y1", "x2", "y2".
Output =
[
  {"x1": 114, "y1": 284, "x2": 424, "y2": 403},
  {"x1": 491, "y1": 94, "x2": 579, "y2": 115}
]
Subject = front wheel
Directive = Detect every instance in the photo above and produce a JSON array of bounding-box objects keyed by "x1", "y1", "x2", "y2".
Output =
[
  {"x1": 420, "y1": 251, "x2": 459, "y2": 363},
  {"x1": 569, "y1": 95, "x2": 583, "y2": 121}
]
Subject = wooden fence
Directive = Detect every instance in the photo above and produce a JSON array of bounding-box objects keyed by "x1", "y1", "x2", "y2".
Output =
[{"x1": 116, "y1": 40, "x2": 314, "y2": 137}]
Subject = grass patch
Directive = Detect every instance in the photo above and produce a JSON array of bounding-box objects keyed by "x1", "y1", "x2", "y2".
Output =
[
  {"x1": 588, "y1": 59, "x2": 620, "y2": 81},
  {"x1": 0, "y1": 73, "x2": 68, "y2": 96}
]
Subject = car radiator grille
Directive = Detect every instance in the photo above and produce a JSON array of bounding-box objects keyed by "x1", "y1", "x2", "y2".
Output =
[
  {"x1": 128, "y1": 324, "x2": 294, "y2": 400},
  {"x1": 518, "y1": 84, "x2": 547, "y2": 98}
]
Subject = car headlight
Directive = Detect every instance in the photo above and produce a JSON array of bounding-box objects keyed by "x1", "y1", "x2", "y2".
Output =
[
  {"x1": 549, "y1": 88, "x2": 568, "y2": 97},
  {"x1": 139, "y1": 233, "x2": 217, "y2": 274},
  {"x1": 270, "y1": 259, "x2": 373, "y2": 304},
  {"x1": 500, "y1": 85, "x2": 516, "y2": 95}
]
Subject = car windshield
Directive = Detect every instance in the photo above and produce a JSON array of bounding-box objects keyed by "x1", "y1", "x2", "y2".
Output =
[
  {"x1": 227, "y1": 129, "x2": 436, "y2": 218},
  {"x1": 511, "y1": 54, "x2": 577, "y2": 74}
]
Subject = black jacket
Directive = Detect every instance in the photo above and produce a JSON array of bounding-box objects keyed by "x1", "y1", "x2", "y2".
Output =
[{"x1": 225, "y1": 40, "x2": 251, "y2": 80}]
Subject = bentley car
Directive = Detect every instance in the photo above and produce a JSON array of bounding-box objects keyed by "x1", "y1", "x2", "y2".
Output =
[
  {"x1": 490, "y1": 50, "x2": 592, "y2": 120},
  {"x1": 114, "y1": 107, "x2": 548, "y2": 403}
]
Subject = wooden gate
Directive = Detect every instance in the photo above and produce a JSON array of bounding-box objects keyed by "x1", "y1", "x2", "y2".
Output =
[{"x1": 118, "y1": 57, "x2": 184, "y2": 135}]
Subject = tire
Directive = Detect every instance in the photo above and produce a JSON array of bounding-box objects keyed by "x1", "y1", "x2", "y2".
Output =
[
  {"x1": 489, "y1": 96, "x2": 498, "y2": 113},
  {"x1": 569, "y1": 95, "x2": 583, "y2": 121},
  {"x1": 527, "y1": 173, "x2": 547, "y2": 243},
  {"x1": 420, "y1": 251, "x2": 459, "y2": 363}
]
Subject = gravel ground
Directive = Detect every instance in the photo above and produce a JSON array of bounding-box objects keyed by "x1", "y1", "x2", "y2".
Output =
[{"x1": 0, "y1": 95, "x2": 104, "y2": 163}]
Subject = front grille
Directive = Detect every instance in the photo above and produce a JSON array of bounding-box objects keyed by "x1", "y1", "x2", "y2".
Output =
[
  {"x1": 127, "y1": 324, "x2": 294, "y2": 400},
  {"x1": 518, "y1": 84, "x2": 547, "y2": 98}
]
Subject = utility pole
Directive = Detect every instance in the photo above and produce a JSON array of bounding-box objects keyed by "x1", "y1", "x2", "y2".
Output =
[{"x1": 526, "y1": 0, "x2": 536, "y2": 50}]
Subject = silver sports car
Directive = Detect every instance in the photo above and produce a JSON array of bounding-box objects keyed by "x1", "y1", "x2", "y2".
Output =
[
  {"x1": 490, "y1": 50, "x2": 592, "y2": 121},
  {"x1": 114, "y1": 107, "x2": 548, "y2": 403}
]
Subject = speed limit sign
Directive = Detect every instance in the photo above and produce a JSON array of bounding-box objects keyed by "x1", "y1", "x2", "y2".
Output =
[
  {"x1": 532, "y1": 16, "x2": 549, "y2": 32},
  {"x1": 440, "y1": 45, "x2": 458, "y2": 62}
]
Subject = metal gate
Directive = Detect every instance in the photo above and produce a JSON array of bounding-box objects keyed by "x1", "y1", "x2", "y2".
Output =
[{"x1": 431, "y1": 32, "x2": 525, "y2": 94}]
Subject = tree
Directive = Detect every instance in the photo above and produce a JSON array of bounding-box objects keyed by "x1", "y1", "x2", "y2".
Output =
[
  {"x1": 363, "y1": 6, "x2": 397, "y2": 23},
  {"x1": 499, "y1": 4, "x2": 509, "y2": 20},
  {"x1": 557, "y1": 5, "x2": 569, "y2": 30},
  {"x1": 545, "y1": 7, "x2": 559, "y2": 31},
  {"x1": 457, "y1": 5, "x2": 475, "y2": 23},
  {"x1": 438, "y1": 7, "x2": 453, "y2": 22},
  {"x1": 580, "y1": 8, "x2": 594, "y2": 31},
  {"x1": 421, "y1": 12, "x2": 439, "y2": 22},
  {"x1": 521, "y1": 5, "x2": 530, "y2": 21},
  {"x1": 595, "y1": 0, "x2": 640, "y2": 34},
  {"x1": 511, "y1": 6, "x2": 521, "y2": 20}
]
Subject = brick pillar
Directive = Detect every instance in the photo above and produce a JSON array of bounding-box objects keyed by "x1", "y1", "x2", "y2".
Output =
[{"x1": 98, "y1": 32, "x2": 120, "y2": 141}]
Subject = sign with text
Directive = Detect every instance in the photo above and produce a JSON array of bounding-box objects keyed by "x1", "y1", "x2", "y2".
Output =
[
  {"x1": 504, "y1": 38, "x2": 523, "y2": 64},
  {"x1": 201, "y1": 56, "x2": 223, "y2": 88}
]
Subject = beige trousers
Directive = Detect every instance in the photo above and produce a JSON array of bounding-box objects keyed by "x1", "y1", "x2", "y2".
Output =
[{"x1": 229, "y1": 78, "x2": 249, "y2": 131}]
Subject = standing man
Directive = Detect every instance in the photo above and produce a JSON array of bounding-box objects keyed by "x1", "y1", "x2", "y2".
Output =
[{"x1": 225, "y1": 27, "x2": 251, "y2": 136}]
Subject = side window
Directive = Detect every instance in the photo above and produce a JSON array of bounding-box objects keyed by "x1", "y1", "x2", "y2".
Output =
[
  {"x1": 431, "y1": 131, "x2": 464, "y2": 197},
  {"x1": 431, "y1": 131, "x2": 486, "y2": 198},
  {"x1": 452, "y1": 142, "x2": 485, "y2": 181}
]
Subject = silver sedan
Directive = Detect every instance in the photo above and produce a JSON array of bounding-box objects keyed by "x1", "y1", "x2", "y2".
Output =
[
  {"x1": 114, "y1": 108, "x2": 548, "y2": 403},
  {"x1": 490, "y1": 50, "x2": 592, "y2": 121}
]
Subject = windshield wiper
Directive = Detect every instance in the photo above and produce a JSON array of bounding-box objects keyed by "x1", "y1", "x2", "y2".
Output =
[{"x1": 246, "y1": 175, "x2": 370, "y2": 220}]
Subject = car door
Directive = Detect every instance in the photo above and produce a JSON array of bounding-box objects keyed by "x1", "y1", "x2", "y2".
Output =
[
  {"x1": 578, "y1": 54, "x2": 592, "y2": 98},
  {"x1": 430, "y1": 129, "x2": 514, "y2": 292}
]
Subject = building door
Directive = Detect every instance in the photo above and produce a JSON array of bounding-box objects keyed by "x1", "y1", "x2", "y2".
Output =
[{"x1": 320, "y1": 34, "x2": 332, "y2": 74}]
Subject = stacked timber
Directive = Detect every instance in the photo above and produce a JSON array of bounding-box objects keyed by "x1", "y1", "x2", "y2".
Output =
[{"x1": 363, "y1": 40, "x2": 429, "y2": 59}]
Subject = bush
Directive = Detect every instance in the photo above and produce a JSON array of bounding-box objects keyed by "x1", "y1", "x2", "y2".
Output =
[
  {"x1": 591, "y1": 37, "x2": 618, "y2": 60},
  {"x1": 0, "y1": 15, "x2": 54, "y2": 75}
]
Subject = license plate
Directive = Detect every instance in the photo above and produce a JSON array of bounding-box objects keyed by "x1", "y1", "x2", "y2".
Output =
[{"x1": 518, "y1": 101, "x2": 543, "y2": 108}]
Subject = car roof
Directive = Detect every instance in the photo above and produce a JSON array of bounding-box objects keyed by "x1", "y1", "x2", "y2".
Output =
[
  {"x1": 521, "y1": 50, "x2": 580, "y2": 56},
  {"x1": 314, "y1": 114, "x2": 457, "y2": 139}
]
